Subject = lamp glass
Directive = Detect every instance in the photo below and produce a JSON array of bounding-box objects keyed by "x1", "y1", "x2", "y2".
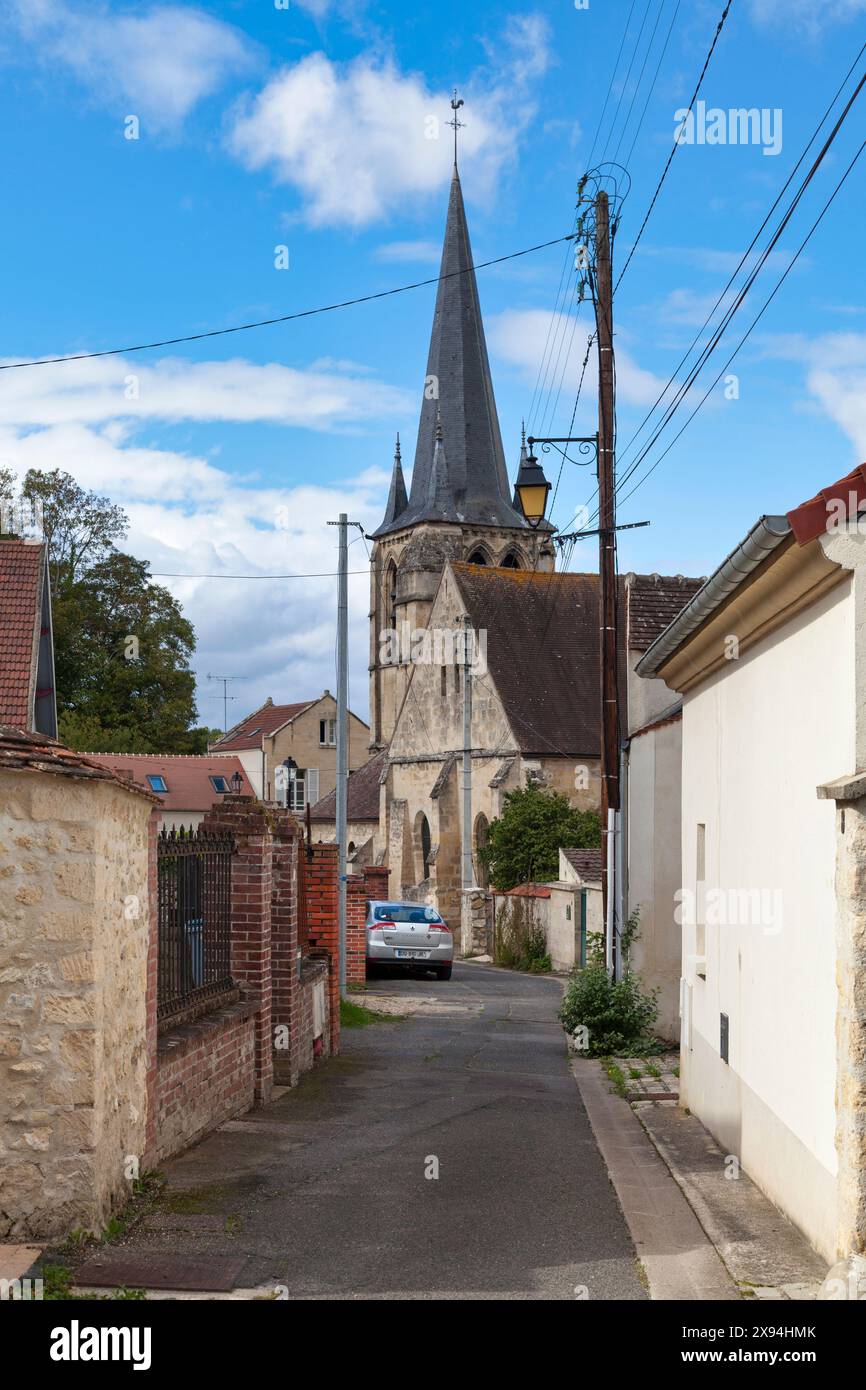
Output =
[{"x1": 517, "y1": 482, "x2": 550, "y2": 524}]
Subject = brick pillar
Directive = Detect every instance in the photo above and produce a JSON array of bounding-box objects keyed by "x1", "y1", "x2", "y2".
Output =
[
  {"x1": 144, "y1": 809, "x2": 160, "y2": 1163},
  {"x1": 271, "y1": 817, "x2": 301, "y2": 1084},
  {"x1": 303, "y1": 842, "x2": 340, "y2": 1055},
  {"x1": 345, "y1": 876, "x2": 367, "y2": 985},
  {"x1": 363, "y1": 864, "x2": 390, "y2": 902},
  {"x1": 201, "y1": 797, "x2": 278, "y2": 1104}
]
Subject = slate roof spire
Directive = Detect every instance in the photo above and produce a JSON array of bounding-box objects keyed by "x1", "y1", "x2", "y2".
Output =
[
  {"x1": 380, "y1": 433, "x2": 409, "y2": 528},
  {"x1": 373, "y1": 155, "x2": 528, "y2": 536}
]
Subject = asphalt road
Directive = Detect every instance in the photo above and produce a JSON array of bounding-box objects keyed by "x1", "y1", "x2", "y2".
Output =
[{"x1": 113, "y1": 962, "x2": 647, "y2": 1299}]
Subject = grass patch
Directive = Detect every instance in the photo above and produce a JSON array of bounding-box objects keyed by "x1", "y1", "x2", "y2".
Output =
[
  {"x1": 340, "y1": 997, "x2": 395, "y2": 1028},
  {"x1": 628, "y1": 1066, "x2": 643, "y2": 1079},
  {"x1": 604, "y1": 1062, "x2": 628, "y2": 1099},
  {"x1": 645, "y1": 1062, "x2": 662, "y2": 1079}
]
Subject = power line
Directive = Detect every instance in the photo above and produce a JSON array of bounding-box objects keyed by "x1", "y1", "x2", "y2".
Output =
[
  {"x1": 609, "y1": 66, "x2": 866, "y2": 510},
  {"x1": 614, "y1": 0, "x2": 735, "y2": 295},
  {"x1": 621, "y1": 0, "x2": 682, "y2": 171},
  {"x1": 150, "y1": 568, "x2": 370, "y2": 579},
  {"x1": 0, "y1": 233, "x2": 574, "y2": 373},
  {"x1": 615, "y1": 131, "x2": 866, "y2": 514}
]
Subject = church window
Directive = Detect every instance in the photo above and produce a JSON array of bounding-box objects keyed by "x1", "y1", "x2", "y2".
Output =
[
  {"x1": 440, "y1": 665, "x2": 447, "y2": 697},
  {"x1": 501, "y1": 551, "x2": 522, "y2": 569},
  {"x1": 468, "y1": 549, "x2": 488, "y2": 565}
]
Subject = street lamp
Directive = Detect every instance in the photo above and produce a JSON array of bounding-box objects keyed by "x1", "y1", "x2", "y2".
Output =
[
  {"x1": 514, "y1": 444, "x2": 551, "y2": 528},
  {"x1": 230, "y1": 769, "x2": 243, "y2": 795}
]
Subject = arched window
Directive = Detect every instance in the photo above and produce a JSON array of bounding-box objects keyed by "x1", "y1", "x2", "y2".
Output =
[
  {"x1": 414, "y1": 810, "x2": 432, "y2": 882},
  {"x1": 386, "y1": 559, "x2": 398, "y2": 632},
  {"x1": 500, "y1": 551, "x2": 522, "y2": 569},
  {"x1": 474, "y1": 813, "x2": 490, "y2": 890},
  {"x1": 467, "y1": 549, "x2": 488, "y2": 565}
]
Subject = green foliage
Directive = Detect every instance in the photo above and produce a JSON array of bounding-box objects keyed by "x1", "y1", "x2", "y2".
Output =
[
  {"x1": 480, "y1": 778, "x2": 601, "y2": 890},
  {"x1": 494, "y1": 899, "x2": 552, "y2": 973},
  {"x1": 6, "y1": 469, "x2": 210, "y2": 753},
  {"x1": 559, "y1": 909, "x2": 662, "y2": 1057}
]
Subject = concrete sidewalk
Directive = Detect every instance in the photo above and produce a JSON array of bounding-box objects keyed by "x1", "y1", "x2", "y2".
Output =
[
  {"x1": 571, "y1": 1056, "x2": 826, "y2": 1301},
  {"x1": 571, "y1": 1058, "x2": 740, "y2": 1300}
]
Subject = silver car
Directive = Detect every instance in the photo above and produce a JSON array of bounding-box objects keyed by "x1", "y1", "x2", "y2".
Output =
[{"x1": 365, "y1": 901, "x2": 453, "y2": 980}]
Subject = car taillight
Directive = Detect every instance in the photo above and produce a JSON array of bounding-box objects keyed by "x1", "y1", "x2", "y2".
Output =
[{"x1": 428, "y1": 923, "x2": 448, "y2": 932}]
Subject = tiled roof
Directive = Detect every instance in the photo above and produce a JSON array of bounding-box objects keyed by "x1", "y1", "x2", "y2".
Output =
[
  {"x1": 625, "y1": 573, "x2": 705, "y2": 652},
  {"x1": 787, "y1": 462, "x2": 866, "y2": 544},
  {"x1": 0, "y1": 540, "x2": 44, "y2": 727},
  {"x1": 450, "y1": 564, "x2": 626, "y2": 759},
  {"x1": 85, "y1": 752, "x2": 252, "y2": 811},
  {"x1": 210, "y1": 699, "x2": 317, "y2": 751},
  {"x1": 309, "y1": 748, "x2": 387, "y2": 823},
  {"x1": 562, "y1": 847, "x2": 603, "y2": 881},
  {"x1": 0, "y1": 726, "x2": 157, "y2": 800},
  {"x1": 629, "y1": 700, "x2": 683, "y2": 741},
  {"x1": 501, "y1": 883, "x2": 551, "y2": 898}
]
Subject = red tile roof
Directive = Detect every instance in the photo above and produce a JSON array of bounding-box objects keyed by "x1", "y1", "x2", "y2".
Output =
[
  {"x1": 209, "y1": 699, "x2": 317, "y2": 751},
  {"x1": 0, "y1": 540, "x2": 44, "y2": 727},
  {"x1": 84, "y1": 752, "x2": 252, "y2": 811},
  {"x1": 787, "y1": 462, "x2": 866, "y2": 545},
  {"x1": 500, "y1": 883, "x2": 551, "y2": 898},
  {"x1": 0, "y1": 726, "x2": 157, "y2": 800}
]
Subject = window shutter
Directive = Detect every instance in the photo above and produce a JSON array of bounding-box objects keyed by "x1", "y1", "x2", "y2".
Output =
[{"x1": 306, "y1": 768, "x2": 319, "y2": 807}]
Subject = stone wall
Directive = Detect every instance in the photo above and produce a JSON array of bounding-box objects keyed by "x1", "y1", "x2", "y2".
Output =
[{"x1": 0, "y1": 767, "x2": 152, "y2": 1239}]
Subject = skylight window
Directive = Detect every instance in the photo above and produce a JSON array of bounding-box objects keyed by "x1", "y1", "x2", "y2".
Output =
[
  {"x1": 210, "y1": 775, "x2": 230, "y2": 793},
  {"x1": 146, "y1": 775, "x2": 168, "y2": 793}
]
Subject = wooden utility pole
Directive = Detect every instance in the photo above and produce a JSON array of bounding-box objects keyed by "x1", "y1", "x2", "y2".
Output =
[{"x1": 594, "y1": 190, "x2": 619, "y2": 969}]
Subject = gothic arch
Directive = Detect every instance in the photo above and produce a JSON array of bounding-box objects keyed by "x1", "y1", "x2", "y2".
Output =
[
  {"x1": 413, "y1": 810, "x2": 432, "y2": 883},
  {"x1": 385, "y1": 557, "x2": 398, "y2": 632},
  {"x1": 499, "y1": 549, "x2": 524, "y2": 569},
  {"x1": 474, "y1": 812, "x2": 490, "y2": 890},
  {"x1": 467, "y1": 543, "x2": 493, "y2": 566}
]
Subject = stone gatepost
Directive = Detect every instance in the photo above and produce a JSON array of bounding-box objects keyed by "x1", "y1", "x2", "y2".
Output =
[
  {"x1": 818, "y1": 772, "x2": 866, "y2": 1258},
  {"x1": 460, "y1": 889, "x2": 489, "y2": 957}
]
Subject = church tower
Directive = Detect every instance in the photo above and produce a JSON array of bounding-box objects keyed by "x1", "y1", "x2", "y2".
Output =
[{"x1": 369, "y1": 136, "x2": 555, "y2": 748}]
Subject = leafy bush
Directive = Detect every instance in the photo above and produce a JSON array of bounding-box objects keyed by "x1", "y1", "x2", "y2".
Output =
[
  {"x1": 480, "y1": 778, "x2": 600, "y2": 890},
  {"x1": 559, "y1": 909, "x2": 661, "y2": 1056}
]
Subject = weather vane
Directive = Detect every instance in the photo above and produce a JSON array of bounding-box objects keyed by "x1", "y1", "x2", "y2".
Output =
[{"x1": 448, "y1": 89, "x2": 465, "y2": 166}]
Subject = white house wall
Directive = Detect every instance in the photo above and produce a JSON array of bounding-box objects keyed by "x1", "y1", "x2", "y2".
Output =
[{"x1": 680, "y1": 578, "x2": 854, "y2": 1260}]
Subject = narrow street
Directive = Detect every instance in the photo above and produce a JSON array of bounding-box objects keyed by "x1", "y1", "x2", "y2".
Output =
[{"x1": 103, "y1": 965, "x2": 646, "y2": 1300}]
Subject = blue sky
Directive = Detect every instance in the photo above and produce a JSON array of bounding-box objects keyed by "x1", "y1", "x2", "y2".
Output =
[{"x1": 1, "y1": 0, "x2": 865, "y2": 728}]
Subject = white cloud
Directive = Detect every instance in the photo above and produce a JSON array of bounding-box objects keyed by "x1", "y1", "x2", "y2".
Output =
[
  {"x1": 374, "y1": 240, "x2": 442, "y2": 264},
  {"x1": 488, "y1": 308, "x2": 669, "y2": 411},
  {"x1": 0, "y1": 349, "x2": 417, "y2": 720},
  {"x1": 749, "y1": 0, "x2": 866, "y2": 34},
  {"x1": 228, "y1": 15, "x2": 553, "y2": 227},
  {"x1": 0, "y1": 355, "x2": 412, "y2": 431},
  {"x1": 9, "y1": 1, "x2": 256, "y2": 131},
  {"x1": 765, "y1": 331, "x2": 866, "y2": 456}
]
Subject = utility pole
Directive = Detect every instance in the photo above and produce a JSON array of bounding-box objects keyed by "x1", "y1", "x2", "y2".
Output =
[
  {"x1": 594, "y1": 189, "x2": 620, "y2": 976},
  {"x1": 461, "y1": 614, "x2": 474, "y2": 896},
  {"x1": 335, "y1": 514, "x2": 349, "y2": 1000}
]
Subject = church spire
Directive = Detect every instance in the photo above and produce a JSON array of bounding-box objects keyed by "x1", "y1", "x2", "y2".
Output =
[
  {"x1": 373, "y1": 100, "x2": 527, "y2": 538},
  {"x1": 380, "y1": 433, "x2": 408, "y2": 528}
]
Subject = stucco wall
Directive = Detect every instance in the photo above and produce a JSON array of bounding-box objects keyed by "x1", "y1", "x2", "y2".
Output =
[
  {"x1": 0, "y1": 769, "x2": 151, "y2": 1239},
  {"x1": 679, "y1": 579, "x2": 853, "y2": 1259},
  {"x1": 627, "y1": 717, "x2": 683, "y2": 1041}
]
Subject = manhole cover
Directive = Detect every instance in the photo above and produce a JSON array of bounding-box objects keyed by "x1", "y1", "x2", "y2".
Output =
[{"x1": 75, "y1": 1253, "x2": 247, "y2": 1291}]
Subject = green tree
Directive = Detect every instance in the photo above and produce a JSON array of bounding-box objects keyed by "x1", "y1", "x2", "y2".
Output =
[
  {"x1": 4, "y1": 468, "x2": 207, "y2": 753},
  {"x1": 479, "y1": 778, "x2": 601, "y2": 890}
]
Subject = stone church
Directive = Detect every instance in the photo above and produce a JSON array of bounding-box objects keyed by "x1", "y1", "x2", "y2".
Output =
[{"x1": 311, "y1": 158, "x2": 696, "y2": 952}]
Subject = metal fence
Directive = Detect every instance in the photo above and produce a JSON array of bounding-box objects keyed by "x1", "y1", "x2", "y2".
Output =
[{"x1": 157, "y1": 825, "x2": 234, "y2": 1023}]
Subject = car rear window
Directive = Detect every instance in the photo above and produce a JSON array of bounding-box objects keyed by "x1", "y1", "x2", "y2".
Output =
[{"x1": 373, "y1": 905, "x2": 444, "y2": 924}]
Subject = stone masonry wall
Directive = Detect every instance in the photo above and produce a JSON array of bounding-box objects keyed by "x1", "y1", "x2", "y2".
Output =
[{"x1": 0, "y1": 769, "x2": 151, "y2": 1239}]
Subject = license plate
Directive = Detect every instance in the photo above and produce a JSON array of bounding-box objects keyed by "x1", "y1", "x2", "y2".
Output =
[{"x1": 395, "y1": 949, "x2": 430, "y2": 959}]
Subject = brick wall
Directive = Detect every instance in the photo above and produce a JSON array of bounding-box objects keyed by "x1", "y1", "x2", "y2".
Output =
[
  {"x1": 152, "y1": 1002, "x2": 255, "y2": 1163},
  {"x1": 302, "y1": 843, "x2": 340, "y2": 1055}
]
